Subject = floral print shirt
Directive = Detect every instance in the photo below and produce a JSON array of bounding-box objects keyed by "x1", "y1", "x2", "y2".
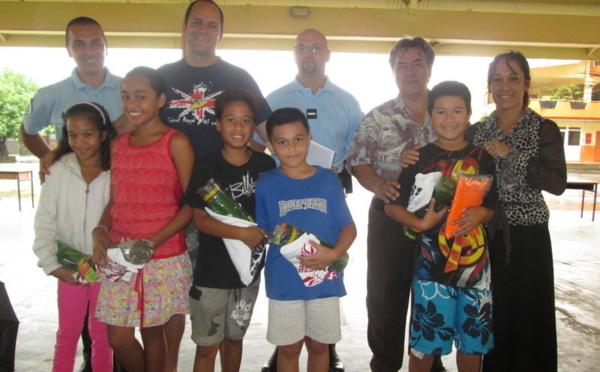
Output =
[{"x1": 347, "y1": 96, "x2": 436, "y2": 184}]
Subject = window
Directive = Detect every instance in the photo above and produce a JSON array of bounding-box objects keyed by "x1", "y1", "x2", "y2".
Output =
[{"x1": 568, "y1": 127, "x2": 581, "y2": 146}]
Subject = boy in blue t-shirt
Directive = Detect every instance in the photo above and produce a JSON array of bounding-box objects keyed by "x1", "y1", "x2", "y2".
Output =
[
  {"x1": 255, "y1": 108, "x2": 356, "y2": 371},
  {"x1": 385, "y1": 81, "x2": 497, "y2": 372},
  {"x1": 184, "y1": 88, "x2": 276, "y2": 372}
]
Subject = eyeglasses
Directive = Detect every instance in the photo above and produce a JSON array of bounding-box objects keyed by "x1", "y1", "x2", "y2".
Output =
[{"x1": 294, "y1": 45, "x2": 326, "y2": 53}]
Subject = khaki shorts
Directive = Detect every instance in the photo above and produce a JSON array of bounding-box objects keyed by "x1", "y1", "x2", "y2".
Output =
[
  {"x1": 189, "y1": 280, "x2": 260, "y2": 346},
  {"x1": 267, "y1": 297, "x2": 341, "y2": 346}
]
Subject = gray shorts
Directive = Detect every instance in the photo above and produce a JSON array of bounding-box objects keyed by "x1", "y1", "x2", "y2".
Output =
[{"x1": 189, "y1": 279, "x2": 260, "y2": 346}]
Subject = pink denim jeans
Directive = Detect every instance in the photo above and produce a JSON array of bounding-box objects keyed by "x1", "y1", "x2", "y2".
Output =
[{"x1": 53, "y1": 281, "x2": 112, "y2": 372}]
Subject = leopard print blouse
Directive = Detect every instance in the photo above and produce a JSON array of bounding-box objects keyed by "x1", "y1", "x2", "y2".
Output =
[{"x1": 466, "y1": 108, "x2": 567, "y2": 227}]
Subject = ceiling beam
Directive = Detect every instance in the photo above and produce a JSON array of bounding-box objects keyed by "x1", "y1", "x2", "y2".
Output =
[{"x1": 1, "y1": 2, "x2": 599, "y2": 59}]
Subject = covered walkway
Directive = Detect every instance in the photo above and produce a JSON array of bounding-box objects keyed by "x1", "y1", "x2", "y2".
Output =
[{"x1": 1, "y1": 161, "x2": 599, "y2": 371}]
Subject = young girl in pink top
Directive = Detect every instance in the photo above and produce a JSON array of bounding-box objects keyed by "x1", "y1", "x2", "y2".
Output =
[{"x1": 92, "y1": 66, "x2": 194, "y2": 372}]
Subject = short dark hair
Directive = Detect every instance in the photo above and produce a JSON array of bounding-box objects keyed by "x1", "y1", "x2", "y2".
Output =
[
  {"x1": 427, "y1": 81, "x2": 472, "y2": 114},
  {"x1": 215, "y1": 88, "x2": 260, "y2": 123},
  {"x1": 124, "y1": 66, "x2": 167, "y2": 96},
  {"x1": 388, "y1": 37, "x2": 435, "y2": 70},
  {"x1": 57, "y1": 102, "x2": 117, "y2": 171},
  {"x1": 65, "y1": 17, "x2": 106, "y2": 44},
  {"x1": 184, "y1": 0, "x2": 224, "y2": 27},
  {"x1": 487, "y1": 51, "x2": 531, "y2": 108},
  {"x1": 266, "y1": 108, "x2": 310, "y2": 141}
]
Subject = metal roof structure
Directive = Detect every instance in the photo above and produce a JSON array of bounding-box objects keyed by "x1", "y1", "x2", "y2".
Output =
[{"x1": 1, "y1": 0, "x2": 600, "y2": 59}]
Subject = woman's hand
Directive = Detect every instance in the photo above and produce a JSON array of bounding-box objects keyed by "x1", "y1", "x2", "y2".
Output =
[
  {"x1": 50, "y1": 267, "x2": 80, "y2": 285},
  {"x1": 484, "y1": 141, "x2": 510, "y2": 158},
  {"x1": 92, "y1": 228, "x2": 112, "y2": 268}
]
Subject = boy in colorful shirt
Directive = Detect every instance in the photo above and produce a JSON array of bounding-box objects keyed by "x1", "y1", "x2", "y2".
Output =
[
  {"x1": 255, "y1": 108, "x2": 356, "y2": 371},
  {"x1": 385, "y1": 81, "x2": 498, "y2": 372}
]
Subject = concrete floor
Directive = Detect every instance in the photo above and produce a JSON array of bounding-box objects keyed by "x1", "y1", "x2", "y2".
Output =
[{"x1": 1, "y1": 161, "x2": 600, "y2": 371}]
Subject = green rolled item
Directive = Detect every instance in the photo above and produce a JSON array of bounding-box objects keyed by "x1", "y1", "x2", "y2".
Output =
[
  {"x1": 413, "y1": 176, "x2": 456, "y2": 217},
  {"x1": 56, "y1": 241, "x2": 98, "y2": 282},
  {"x1": 405, "y1": 176, "x2": 457, "y2": 239},
  {"x1": 269, "y1": 222, "x2": 349, "y2": 272},
  {"x1": 197, "y1": 178, "x2": 254, "y2": 222}
]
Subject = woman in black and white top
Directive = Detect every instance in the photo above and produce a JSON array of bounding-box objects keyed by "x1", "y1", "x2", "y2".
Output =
[{"x1": 466, "y1": 51, "x2": 566, "y2": 372}]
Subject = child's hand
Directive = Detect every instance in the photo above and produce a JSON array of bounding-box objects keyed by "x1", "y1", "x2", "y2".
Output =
[
  {"x1": 401, "y1": 145, "x2": 421, "y2": 168},
  {"x1": 239, "y1": 226, "x2": 267, "y2": 251},
  {"x1": 420, "y1": 199, "x2": 447, "y2": 231},
  {"x1": 452, "y1": 206, "x2": 490, "y2": 236},
  {"x1": 92, "y1": 228, "x2": 113, "y2": 267},
  {"x1": 50, "y1": 267, "x2": 80, "y2": 285},
  {"x1": 298, "y1": 240, "x2": 339, "y2": 271}
]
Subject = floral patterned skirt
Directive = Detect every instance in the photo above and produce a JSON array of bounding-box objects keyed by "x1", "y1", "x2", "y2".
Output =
[{"x1": 96, "y1": 252, "x2": 192, "y2": 327}]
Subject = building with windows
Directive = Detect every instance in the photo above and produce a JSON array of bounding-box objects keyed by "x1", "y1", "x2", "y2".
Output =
[{"x1": 529, "y1": 61, "x2": 600, "y2": 163}]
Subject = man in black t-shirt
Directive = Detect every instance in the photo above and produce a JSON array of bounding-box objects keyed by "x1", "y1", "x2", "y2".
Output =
[
  {"x1": 156, "y1": 2, "x2": 271, "y2": 370},
  {"x1": 158, "y1": 0, "x2": 270, "y2": 158}
]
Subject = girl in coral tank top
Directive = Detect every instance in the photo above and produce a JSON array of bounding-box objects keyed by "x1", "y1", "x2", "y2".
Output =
[{"x1": 92, "y1": 66, "x2": 194, "y2": 372}]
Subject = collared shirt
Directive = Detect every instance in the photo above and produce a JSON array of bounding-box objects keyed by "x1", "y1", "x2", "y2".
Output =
[
  {"x1": 347, "y1": 95, "x2": 436, "y2": 183},
  {"x1": 23, "y1": 69, "x2": 123, "y2": 141},
  {"x1": 261, "y1": 77, "x2": 363, "y2": 172}
]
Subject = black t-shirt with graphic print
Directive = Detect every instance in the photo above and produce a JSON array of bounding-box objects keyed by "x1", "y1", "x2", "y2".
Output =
[
  {"x1": 184, "y1": 149, "x2": 276, "y2": 288},
  {"x1": 158, "y1": 58, "x2": 271, "y2": 158}
]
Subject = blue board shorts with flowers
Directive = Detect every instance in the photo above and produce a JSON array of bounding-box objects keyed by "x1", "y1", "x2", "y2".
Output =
[{"x1": 410, "y1": 279, "x2": 494, "y2": 356}]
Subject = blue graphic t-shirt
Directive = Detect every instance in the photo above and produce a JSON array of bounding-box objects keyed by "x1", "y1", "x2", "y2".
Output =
[
  {"x1": 255, "y1": 167, "x2": 354, "y2": 300},
  {"x1": 158, "y1": 58, "x2": 271, "y2": 157}
]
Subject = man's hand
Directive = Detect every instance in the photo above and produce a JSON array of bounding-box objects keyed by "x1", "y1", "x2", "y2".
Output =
[
  {"x1": 50, "y1": 267, "x2": 80, "y2": 284},
  {"x1": 376, "y1": 179, "x2": 401, "y2": 203},
  {"x1": 401, "y1": 145, "x2": 421, "y2": 168},
  {"x1": 39, "y1": 149, "x2": 59, "y2": 183}
]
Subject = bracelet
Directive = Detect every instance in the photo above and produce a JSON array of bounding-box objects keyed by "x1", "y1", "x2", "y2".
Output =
[
  {"x1": 416, "y1": 219, "x2": 424, "y2": 232},
  {"x1": 93, "y1": 225, "x2": 109, "y2": 234}
]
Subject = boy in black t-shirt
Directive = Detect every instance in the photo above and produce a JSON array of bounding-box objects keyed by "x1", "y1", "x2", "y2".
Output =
[
  {"x1": 184, "y1": 88, "x2": 276, "y2": 372},
  {"x1": 385, "y1": 81, "x2": 497, "y2": 372}
]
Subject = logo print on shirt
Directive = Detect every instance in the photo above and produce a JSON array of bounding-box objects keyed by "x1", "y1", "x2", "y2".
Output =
[
  {"x1": 167, "y1": 84, "x2": 222, "y2": 124},
  {"x1": 228, "y1": 173, "x2": 256, "y2": 199},
  {"x1": 278, "y1": 198, "x2": 327, "y2": 217}
]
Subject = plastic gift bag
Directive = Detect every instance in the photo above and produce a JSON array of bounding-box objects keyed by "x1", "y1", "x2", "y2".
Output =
[
  {"x1": 405, "y1": 172, "x2": 456, "y2": 238},
  {"x1": 197, "y1": 178, "x2": 254, "y2": 222},
  {"x1": 269, "y1": 222, "x2": 349, "y2": 272},
  {"x1": 444, "y1": 174, "x2": 493, "y2": 239},
  {"x1": 204, "y1": 208, "x2": 265, "y2": 286},
  {"x1": 56, "y1": 241, "x2": 98, "y2": 282}
]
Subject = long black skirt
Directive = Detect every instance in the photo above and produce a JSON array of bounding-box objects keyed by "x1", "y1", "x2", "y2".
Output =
[{"x1": 483, "y1": 223, "x2": 557, "y2": 372}]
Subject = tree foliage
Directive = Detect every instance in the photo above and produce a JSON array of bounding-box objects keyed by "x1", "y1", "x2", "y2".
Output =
[{"x1": 0, "y1": 68, "x2": 38, "y2": 156}]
